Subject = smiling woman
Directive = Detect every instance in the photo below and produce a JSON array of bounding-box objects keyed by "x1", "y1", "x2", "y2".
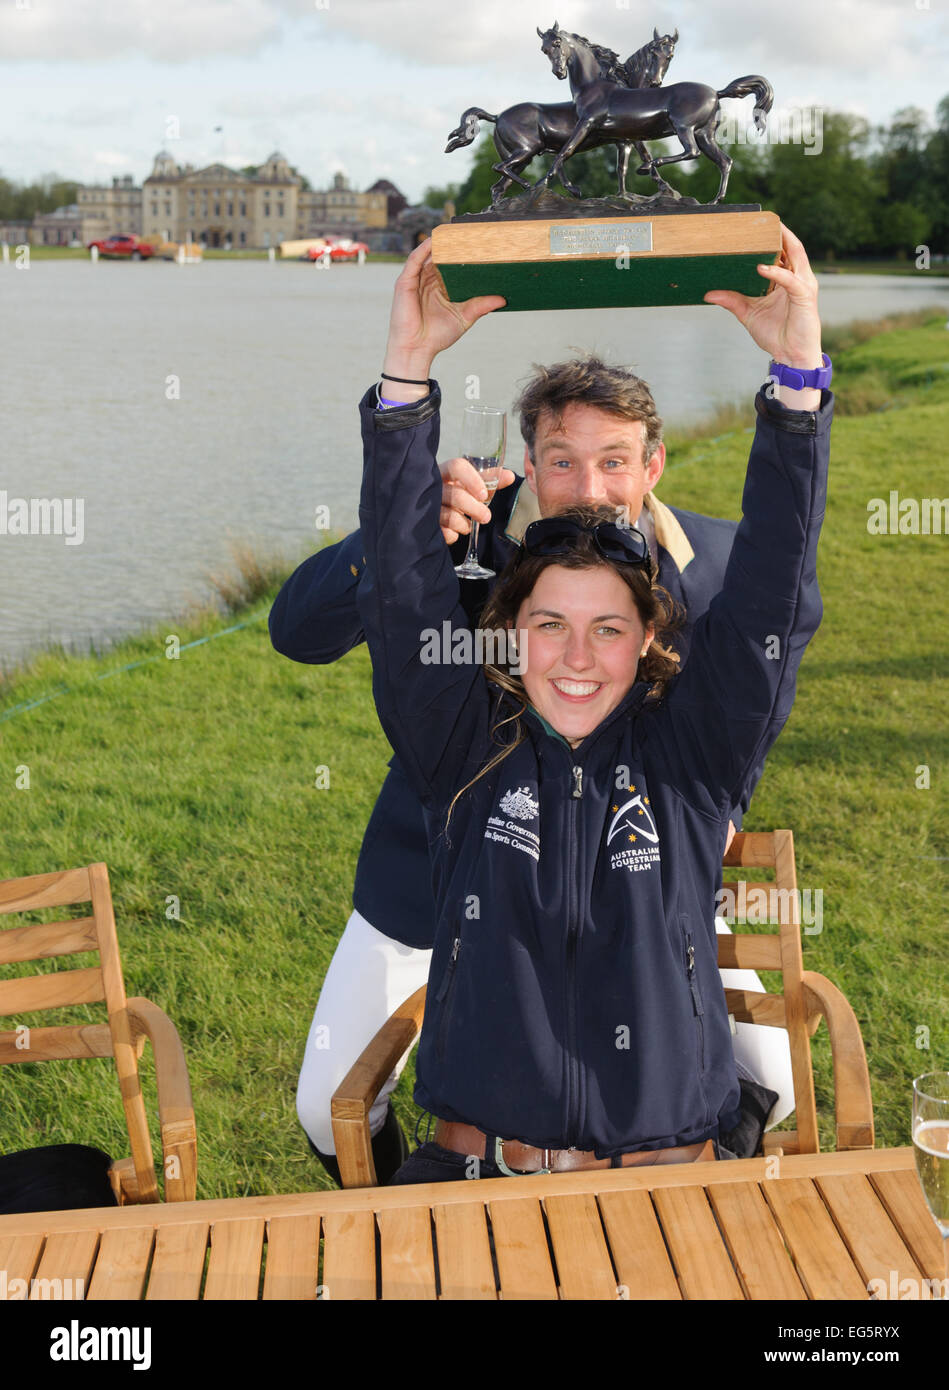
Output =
[
  {"x1": 436, "y1": 505, "x2": 683, "y2": 832},
  {"x1": 477, "y1": 507, "x2": 682, "y2": 751},
  {"x1": 522, "y1": 559, "x2": 650, "y2": 745}
]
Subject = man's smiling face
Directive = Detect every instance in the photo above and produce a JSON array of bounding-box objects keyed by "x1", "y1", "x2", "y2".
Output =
[{"x1": 525, "y1": 402, "x2": 665, "y2": 523}]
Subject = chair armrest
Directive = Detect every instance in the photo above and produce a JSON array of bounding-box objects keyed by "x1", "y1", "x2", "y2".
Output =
[
  {"x1": 127, "y1": 997, "x2": 198, "y2": 1201},
  {"x1": 801, "y1": 971, "x2": 874, "y2": 1151},
  {"x1": 108, "y1": 1157, "x2": 140, "y2": 1205},
  {"x1": 331, "y1": 985, "x2": 426, "y2": 1188}
]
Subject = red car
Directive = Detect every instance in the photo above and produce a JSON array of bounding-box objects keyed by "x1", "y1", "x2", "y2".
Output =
[
  {"x1": 87, "y1": 234, "x2": 157, "y2": 260},
  {"x1": 302, "y1": 236, "x2": 369, "y2": 263}
]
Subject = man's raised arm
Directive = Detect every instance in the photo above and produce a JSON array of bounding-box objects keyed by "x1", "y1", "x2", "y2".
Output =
[
  {"x1": 268, "y1": 530, "x2": 368, "y2": 664},
  {"x1": 269, "y1": 240, "x2": 509, "y2": 666}
]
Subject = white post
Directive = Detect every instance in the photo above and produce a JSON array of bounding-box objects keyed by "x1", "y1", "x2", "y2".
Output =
[
  {"x1": 268, "y1": 247, "x2": 276, "y2": 263},
  {"x1": 357, "y1": 247, "x2": 366, "y2": 265},
  {"x1": 321, "y1": 248, "x2": 330, "y2": 269},
  {"x1": 90, "y1": 245, "x2": 99, "y2": 263},
  {"x1": 1, "y1": 244, "x2": 9, "y2": 266}
]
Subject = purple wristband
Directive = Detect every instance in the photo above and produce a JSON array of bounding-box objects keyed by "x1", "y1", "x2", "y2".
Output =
[{"x1": 769, "y1": 353, "x2": 833, "y2": 391}]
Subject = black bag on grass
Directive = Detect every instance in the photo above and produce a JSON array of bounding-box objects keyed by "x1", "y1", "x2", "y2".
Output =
[{"x1": 0, "y1": 1144, "x2": 118, "y2": 1215}]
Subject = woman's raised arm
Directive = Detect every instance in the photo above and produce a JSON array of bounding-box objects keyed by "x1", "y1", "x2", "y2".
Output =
[
  {"x1": 656, "y1": 226, "x2": 831, "y2": 814},
  {"x1": 356, "y1": 244, "x2": 506, "y2": 808},
  {"x1": 655, "y1": 384, "x2": 831, "y2": 818}
]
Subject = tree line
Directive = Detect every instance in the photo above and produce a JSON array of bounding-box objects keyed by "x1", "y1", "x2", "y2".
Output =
[
  {"x1": 424, "y1": 100, "x2": 948, "y2": 261},
  {"x1": 0, "y1": 175, "x2": 79, "y2": 223}
]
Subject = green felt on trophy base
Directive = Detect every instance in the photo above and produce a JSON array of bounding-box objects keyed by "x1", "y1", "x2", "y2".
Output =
[{"x1": 438, "y1": 253, "x2": 773, "y2": 311}]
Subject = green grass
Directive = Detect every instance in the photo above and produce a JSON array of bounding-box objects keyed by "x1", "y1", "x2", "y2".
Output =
[
  {"x1": 13, "y1": 246, "x2": 89, "y2": 259},
  {"x1": 813, "y1": 259, "x2": 949, "y2": 278},
  {"x1": 665, "y1": 308, "x2": 949, "y2": 1149},
  {"x1": 1, "y1": 311, "x2": 947, "y2": 1194}
]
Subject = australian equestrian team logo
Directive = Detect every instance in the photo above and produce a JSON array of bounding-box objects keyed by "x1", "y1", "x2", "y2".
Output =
[{"x1": 607, "y1": 789, "x2": 660, "y2": 873}]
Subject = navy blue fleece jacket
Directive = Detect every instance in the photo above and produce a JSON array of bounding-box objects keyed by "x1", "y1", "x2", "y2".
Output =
[{"x1": 354, "y1": 379, "x2": 831, "y2": 1154}]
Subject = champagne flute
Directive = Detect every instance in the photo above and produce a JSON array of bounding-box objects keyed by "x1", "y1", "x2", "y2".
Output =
[
  {"x1": 454, "y1": 405, "x2": 506, "y2": 580},
  {"x1": 912, "y1": 1071, "x2": 949, "y2": 1299}
]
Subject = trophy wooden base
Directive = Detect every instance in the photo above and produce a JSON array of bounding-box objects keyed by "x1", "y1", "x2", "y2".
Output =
[{"x1": 432, "y1": 210, "x2": 781, "y2": 311}]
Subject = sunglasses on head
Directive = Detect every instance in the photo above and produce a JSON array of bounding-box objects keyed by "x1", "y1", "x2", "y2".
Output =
[{"x1": 520, "y1": 517, "x2": 653, "y2": 581}]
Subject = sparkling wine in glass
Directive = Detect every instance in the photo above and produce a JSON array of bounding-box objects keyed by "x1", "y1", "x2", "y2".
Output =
[
  {"x1": 912, "y1": 1071, "x2": 949, "y2": 1299},
  {"x1": 454, "y1": 405, "x2": 506, "y2": 580}
]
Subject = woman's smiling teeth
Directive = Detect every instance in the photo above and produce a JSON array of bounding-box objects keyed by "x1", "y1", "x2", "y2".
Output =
[{"x1": 552, "y1": 678, "x2": 602, "y2": 698}]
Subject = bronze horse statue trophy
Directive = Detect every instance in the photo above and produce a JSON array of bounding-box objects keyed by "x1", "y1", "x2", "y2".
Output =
[
  {"x1": 445, "y1": 28, "x2": 684, "y2": 208},
  {"x1": 536, "y1": 21, "x2": 773, "y2": 204}
]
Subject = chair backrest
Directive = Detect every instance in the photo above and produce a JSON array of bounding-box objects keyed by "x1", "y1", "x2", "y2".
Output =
[
  {"x1": 0, "y1": 864, "x2": 159, "y2": 1201},
  {"x1": 718, "y1": 829, "x2": 819, "y2": 1153}
]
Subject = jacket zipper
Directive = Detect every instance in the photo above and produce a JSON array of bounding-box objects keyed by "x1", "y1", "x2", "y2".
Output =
[
  {"x1": 564, "y1": 762, "x2": 583, "y2": 1144},
  {"x1": 685, "y1": 930, "x2": 710, "y2": 1123},
  {"x1": 435, "y1": 936, "x2": 461, "y2": 1059},
  {"x1": 686, "y1": 936, "x2": 704, "y2": 1017}
]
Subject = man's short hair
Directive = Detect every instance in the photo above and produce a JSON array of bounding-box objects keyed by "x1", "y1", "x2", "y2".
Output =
[{"x1": 513, "y1": 354, "x2": 663, "y2": 464}]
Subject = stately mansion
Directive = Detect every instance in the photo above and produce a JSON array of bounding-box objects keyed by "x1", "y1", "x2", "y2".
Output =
[
  {"x1": 140, "y1": 151, "x2": 387, "y2": 247},
  {"x1": 60, "y1": 151, "x2": 390, "y2": 249},
  {"x1": 0, "y1": 152, "x2": 447, "y2": 252}
]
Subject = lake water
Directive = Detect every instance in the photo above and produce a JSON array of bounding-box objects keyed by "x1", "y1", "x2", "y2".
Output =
[{"x1": 1, "y1": 258, "x2": 946, "y2": 670}]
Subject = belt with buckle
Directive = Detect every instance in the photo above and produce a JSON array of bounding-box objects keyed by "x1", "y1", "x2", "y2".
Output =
[{"x1": 434, "y1": 1121, "x2": 715, "y2": 1174}]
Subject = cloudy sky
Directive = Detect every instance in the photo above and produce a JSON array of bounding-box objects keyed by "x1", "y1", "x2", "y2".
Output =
[{"x1": 1, "y1": 0, "x2": 946, "y2": 200}]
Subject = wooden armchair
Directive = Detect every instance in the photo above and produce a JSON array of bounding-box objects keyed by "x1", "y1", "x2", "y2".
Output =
[
  {"x1": 331, "y1": 830, "x2": 874, "y2": 1188},
  {"x1": 0, "y1": 863, "x2": 197, "y2": 1204}
]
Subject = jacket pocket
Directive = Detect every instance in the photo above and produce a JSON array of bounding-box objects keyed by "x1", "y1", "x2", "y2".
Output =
[{"x1": 434, "y1": 935, "x2": 461, "y2": 1061}]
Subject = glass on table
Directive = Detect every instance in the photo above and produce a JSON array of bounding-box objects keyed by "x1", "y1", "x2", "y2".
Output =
[
  {"x1": 912, "y1": 1070, "x2": 949, "y2": 1299},
  {"x1": 454, "y1": 405, "x2": 506, "y2": 580}
]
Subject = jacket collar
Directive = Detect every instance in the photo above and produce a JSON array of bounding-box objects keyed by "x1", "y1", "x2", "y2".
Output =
[
  {"x1": 523, "y1": 680, "x2": 653, "y2": 757},
  {"x1": 504, "y1": 482, "x2": 694, "y2": 574},
  {"x1": 645, "y1": 493, "x2": 694, "y2": 573},
  {"x1": 503, "y1": 479, "x2": 541, "y2": 543}
]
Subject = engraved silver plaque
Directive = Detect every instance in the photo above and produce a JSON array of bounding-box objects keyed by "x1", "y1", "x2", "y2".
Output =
[{"x1": 549, "y1": 222, "x2": 653, "y2": 257}]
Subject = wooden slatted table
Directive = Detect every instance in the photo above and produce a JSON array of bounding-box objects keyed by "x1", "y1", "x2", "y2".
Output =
[{"x1": 0, "y1": 1147, "x2": 942, "y2": 1301}]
